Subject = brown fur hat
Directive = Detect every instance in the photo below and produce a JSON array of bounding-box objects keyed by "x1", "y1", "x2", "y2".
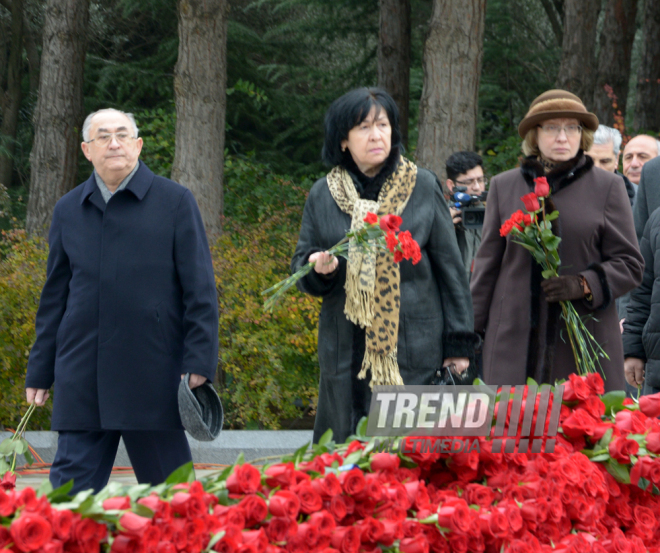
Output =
[{"x1": 518, "y1": 89, "x2": 598, "y2": 138}]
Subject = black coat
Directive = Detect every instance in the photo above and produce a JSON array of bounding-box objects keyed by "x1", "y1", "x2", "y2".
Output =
[
  {"x1": 291, "y1": 164, "x2": 478, "y2": 443},
  {"x1": 26, "y1": 162, "x2": 219, "y2": 431},
  {"x1": 623, "y1": 207, "x2": 660, "y2": 394}
]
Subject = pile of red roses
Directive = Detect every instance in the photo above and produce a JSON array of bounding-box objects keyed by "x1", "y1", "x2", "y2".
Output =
[{"x1": 2, "y1": 374, "x2": 660, "y2": 553}]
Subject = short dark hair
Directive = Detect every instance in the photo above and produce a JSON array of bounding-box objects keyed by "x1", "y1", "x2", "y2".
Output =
[
  {"x1": 445, "y1": 151, "x2": 483, "y2": 181},
  {"x1": 321, "y1": 87, "x2": 402, "y2": 167}
]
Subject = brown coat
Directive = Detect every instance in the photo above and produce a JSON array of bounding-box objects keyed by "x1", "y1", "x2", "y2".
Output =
[{"x1": 471, "y1": 153, "x2": 644, "y2": 390}]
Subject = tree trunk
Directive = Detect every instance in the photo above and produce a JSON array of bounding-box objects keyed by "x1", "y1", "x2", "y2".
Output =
[
  {"x1": 416, "y1": 0, "x2": 486, "y2": 186},
  {"x1": 0, "y1": 0, "x2": 24, "y2": 188},
  {"x1": 555, "y1": 0, "x2": 601, "y2": 107},
  {"x1": 171, "y1": 0, "x2": 229, "y2": 238},
  {"x1": 26, "y1": 0, "x2": 89, "y2": 236},
  {"x1": 592, "y1": 0, "x2": 637, "y2": 127},
  {"x1": 633, "y1": 0, "x2": 660, "y2": 131},
  {"x1": 0, "y1": 0, "x2": 40, "y2": 95},
  {"x1": 378, "y1": 0, "x2": 411, "y2": 148}
]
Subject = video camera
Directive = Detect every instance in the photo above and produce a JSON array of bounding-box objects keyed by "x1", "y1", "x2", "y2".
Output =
[{"x1": 451, "y1": 186, "x2": 487, "y2": 229}]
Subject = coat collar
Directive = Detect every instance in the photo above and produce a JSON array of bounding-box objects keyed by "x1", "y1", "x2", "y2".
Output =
[
  {"x1": 79, "y1": 161, "x2": 155, "y2": 205},
  {"x1": 520, "y1": 150, "x2": 594, "y2": 194}
]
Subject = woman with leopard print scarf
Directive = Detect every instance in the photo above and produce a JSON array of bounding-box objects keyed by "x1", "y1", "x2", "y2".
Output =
[{"x1": 291, "y1": 87, "x2": 480, "y2": 443}]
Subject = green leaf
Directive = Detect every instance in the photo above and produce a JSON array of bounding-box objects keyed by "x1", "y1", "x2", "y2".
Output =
[
  {"x1": 235, "y1": 452, "x2": 245, "y2": 465},
  {"x1": 36, "y1": 479, "x2": 52, "y2": 498},
  {"x1": 0, "y1": 440, "x2": 16, "y2": 455},
  {"x1": 342, "y1": 451, "x2": 363, "y2": 466},
  {"x1": 23, "y1": 449, "x2": 34, "y2": 466},
  {"x1": 207, "y1": 531, "x2": 226, "y2": 550},
  {"x1": 355, "y1": 417, "x2": 368, "y2": 438},
  {"x1": 543, "y1": 236, "x2": 561, "y2": 251},
  {"x1": 318, "y1": 428, "x2": 333, "y2": 446},
  {"x1": 541, "y1": 269, "x2": 555, "y2": 279},
  {"x1": 292, "y1": 442, "x2": 311, "y2": 464},
  {"x1": 127, "y1": 484, "x2": 152, "y2": 502},
  {"x1": 589, "y1": 453, "x2": 610, "y2": 463},
  {"x1": 48, "y1": 480, "x2": 74, "y2": 501},
  {"x1": 601, "y1": 390, "x2": 626, "y2": 414},
  {"x1": 597, "y1": 428, "x2": 614, "y2": 450},
  {"x1": 165, "y1": 461, "x2": 195, "y2": 485},
  {"x1": 0, "y1": 459, "x2": 10, "y2": 474},
  {"x1": 526, "y1": 377, "x2": 539, "y2": 387},
  {"x1": 546, "y1": 211, "x2": 559, "y2": 221},
  {"x1": 541, "y1": 228, "x2": 554, "y2": 240},
  {"x1": 14, "y1": 440, "x2": 28, "y2": 455},
  {"x1": 133, "y1": 503, "x2": 155, "y2": 518},
  {"x1": 606, "y1": 459, "x2": 631, "y2": 484}
]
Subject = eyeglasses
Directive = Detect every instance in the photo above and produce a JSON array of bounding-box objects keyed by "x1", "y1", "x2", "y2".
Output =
[
  {"x1": 538, "y1": 124, "x2": 582, "y2": 137},
  {"x1": 86, "y1": 132, "x2": 136, "y2": 146},
  {"x1": 455, "y1": 177, "x2": 488, "y2": 187}
]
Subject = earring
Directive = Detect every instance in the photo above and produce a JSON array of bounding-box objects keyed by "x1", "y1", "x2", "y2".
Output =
[{"x1": 342, "y1": 147, "x2": 346, "y2": 152}]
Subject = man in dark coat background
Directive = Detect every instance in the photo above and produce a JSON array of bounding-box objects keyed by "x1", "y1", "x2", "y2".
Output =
[{"x1": 25, "y1": 108, "x2": 219, "y2": 493}]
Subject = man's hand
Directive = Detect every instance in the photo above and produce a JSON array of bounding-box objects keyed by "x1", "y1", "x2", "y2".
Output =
[
  {"x1": 26, "y1": 388, "x2": 49, "y2": 406},
  {"x1": 620, "y1": 318, "x2": 625, "y2": 334},
  {"x1": 449, "y1": 206, "x2": 462, "y2": 226},
  {"x1": 624, "y1": 357, "x2": 645, "y2": 388},
  {"x1": 182, "y1": 374, "x2": 207, "y2": 389},
  {"x1": 442, "y1": 357, "x2": 470, "y2": 375},
  {"x1": 309, "y1": 251, "x2": 338, "y2": 275}
]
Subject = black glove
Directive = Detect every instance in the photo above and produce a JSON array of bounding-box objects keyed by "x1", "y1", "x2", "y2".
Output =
[{"x1": 541, "y1": 275, "x2": 585, "y2": 303}]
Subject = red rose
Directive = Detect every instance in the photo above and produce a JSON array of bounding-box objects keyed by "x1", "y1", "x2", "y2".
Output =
[
  {"x1": 609, "y1": 437, "x2": 639, "y2": 464},
  {"x1": 110, "y1": 535, "x2": 141, "y2": 553},
  {"x1": 479, "y1": 510, "x2": 510, "y2": 540},
  {"x1": 646, "y1": 432, "x2": 660, "y2": 453},
  {"x1": 265, "y1": 517, "x2": 295, "y2": 543},
  {"x1": 378, "y1": 521, "x2": 403, "y2": 547},
  {"x1": 242, "y1": 528, "x2": 269, "y2": 551},
  {"x1": 399, "y1": 536, "x2": 430, "y2": 553},
  {"x1": 523, "y1": 214, "x2": 532, "y2": 226},
  {"x1": 80, "y1": 517, "x2": 105, "y2": 543},
  {"x1": 309, "y1": 510, "x2": 336, "y2": 536},
  {"x1": 385, "y1": 231, "x2": 399, "y2": 253},
  {"x1": 0, "y1": 473, "x2": 16, "y2": 492},
  {"x1": 41, "y1": 540, "x2": 64, "y2": 553},
  {"x1": 393, "y1": 250, "x2": 404, "y2": 263},
  {"x1": 118, "y1": 512, "x2": 151, "y2": 536},
  {"x1": 639, "y1": 392, "x2": 660, "y2": 418},
  {"x1": 0, "y1": 490, "x2": 15, "y2": 517},
  {"x1": 238, "y1": 494, "x2": 268, "y2": 525},
  {"x1": 330, "y1": 526, "x2": 360, "y2": 553},
  {"x1": 311, "y1": 473, "x2": 342, "y2": 499},
  {"x1": 437, "y1": 501, "x2": 472, "y2": 534},
  {"x1": 632, "y1": 505, "x2": 656, "y2": 539},
  {"x1": 10, "y1": 513, "x2": 53, "y2": 552},
  {"x1": 264, "y1": 462, "x2": 294, "y2": 489},
  {"x1": 327, "y1": 495, "x2": 347, "y2": 522},
  {"x1": 157, "y1": 542, "x2": 176, "y2": 553},
  {"x1": 534, "y1": 176, "x2": 550, "y2": 198},
  {"x1": 521, "y1": 192, "x2": 540, "y2": 212},
  {"x1": 268, "y1": 490, "x2": 300, "y2": 518},
  {"x1": 563, "y1": 374, "x2": 592, "y2": 402},
  {"x1": 142, "y1": 525, "x2": 161, "y2": 550},
  {"x1": 585, "y1": 372, "x2": 605, "y2": 395},
  {"x1": 370, "y1": 452, "x2": 400, "y2": 472},
  {"x1": 50, "y1": 509, "x2": 73, "y2": 541},
  {"x1": 103, "y1": 496, "x2": 131, "y2": 510},
  {"x1": 356, "y1": 517, "x2": 384, "y2": 543},
  {"x1": 379, "y1": 214, "x2": 402, "y2": 233},
  {"x1": 364, "y1": 212, "x2": 379, "y2": 225},
  {"x1": 339, "y1": 469, "x2": 365, "y2": 496},
  {"x1": 226, "y1": 464, "x2": 261, "y2": 494},
  {"x1": 398, "y1": 230, "x2": 421, "y2": 264},
  {"x1": 561, "y1": 408, "x2": 599, "y2": 438},
  {"x1": 294, "y1": 482, "x2": 323, "y2": 514}
]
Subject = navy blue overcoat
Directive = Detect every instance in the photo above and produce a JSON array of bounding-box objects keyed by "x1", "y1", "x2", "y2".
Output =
[{"x1": 26, "y1": 162, "x2": 219, "y2": 431}]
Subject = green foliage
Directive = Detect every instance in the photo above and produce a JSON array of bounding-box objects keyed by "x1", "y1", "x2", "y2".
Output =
[
  {"x1": 214, "y1": 161, "x2": 321, "y2": 428},
  {"x1": 0, "y1": 230, "x2": 51, "y2": 430},
  {"x1": 135, "y1": 107, "x2": 177, "y2": 178},
  {"x1": 482, "y1": 135, "x2": 523, "y2": 177}
]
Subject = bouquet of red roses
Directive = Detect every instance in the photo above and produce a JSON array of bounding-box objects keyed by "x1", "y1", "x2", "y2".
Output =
[
  {"x1": 263, "y1": 213, "x2": 421, "y2": 311},
  {"x1": 500, "y1": 176, "x2": 608, "y2": 376}
]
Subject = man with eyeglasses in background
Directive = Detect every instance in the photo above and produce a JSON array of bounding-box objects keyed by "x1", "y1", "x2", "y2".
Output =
[
  {"x1": 446, "y1": 151, "x2": 486, "y2": 281},
  {"x1": 25, "y1": 108, "x2": 219, "y2": 493}
]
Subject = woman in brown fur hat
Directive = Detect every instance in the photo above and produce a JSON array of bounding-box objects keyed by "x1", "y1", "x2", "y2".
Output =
[{"x1": 470, "y1": 89, "x2": 644, "y2": 390}]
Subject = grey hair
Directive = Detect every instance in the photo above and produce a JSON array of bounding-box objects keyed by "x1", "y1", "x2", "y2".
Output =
[
  {"x1": 82, "y1": 109, "x2": 139, "y2": 142},
  {"x1": 593, "y1": 125, "x2": 622, "y2": 156}
]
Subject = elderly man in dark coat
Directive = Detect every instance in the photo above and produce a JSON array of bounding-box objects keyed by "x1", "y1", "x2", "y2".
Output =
[{"x1": 25, "y1": 108, "x2": 219, "y2": 493}]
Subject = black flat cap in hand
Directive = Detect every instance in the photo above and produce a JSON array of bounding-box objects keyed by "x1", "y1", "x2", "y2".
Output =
[{"x1": 178, "y1": 374, "x2": 223, "y2": 441}]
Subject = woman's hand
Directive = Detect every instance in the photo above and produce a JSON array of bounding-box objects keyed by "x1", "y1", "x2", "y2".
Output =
[
  {"x1": 309, "y1": 251, "x2": 338, "y2": 274},
  {"x1": 442, "y1": 357, "x2": 470, "y2": 375}
]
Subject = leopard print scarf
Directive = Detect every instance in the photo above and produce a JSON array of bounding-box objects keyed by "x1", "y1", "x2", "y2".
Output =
[{"x1": 326, "y1": 156, "x2": 417, "y2": 387}]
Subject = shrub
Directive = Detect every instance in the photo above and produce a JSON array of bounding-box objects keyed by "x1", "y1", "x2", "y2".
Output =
[{"x1": 0, "y1": 230, "x2": 51, "y2": 430}]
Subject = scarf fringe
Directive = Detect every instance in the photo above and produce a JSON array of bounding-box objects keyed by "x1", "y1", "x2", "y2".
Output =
[
  {"x1": 344, "y1": 271, "x2": 374, "y2": 328},
  {"x1": 358, "y1": 347, "x2": 404, "y2": 387}
]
